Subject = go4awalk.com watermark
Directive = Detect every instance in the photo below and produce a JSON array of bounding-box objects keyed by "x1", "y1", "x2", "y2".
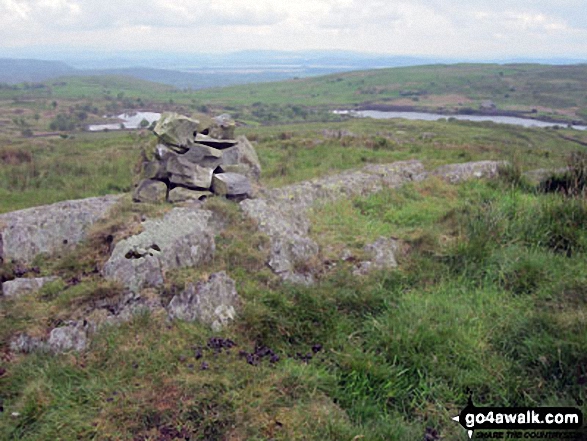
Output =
[{"x1": 452, "y1": 395, "x2": 585, "y2": 440}]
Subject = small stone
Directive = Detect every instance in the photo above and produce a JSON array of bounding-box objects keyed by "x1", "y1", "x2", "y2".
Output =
[
  {"x1": 167, "y1": 188, "x2": 212, "y2": 204},
  {"x1": 167, "y1": 272, "x2": 240, "y2": 330},
  {"x1": 47, "y1": 324, "x2": 87, "y2": 353},
  {"x1": 132, "y1": 179, "x2": 167, "y2": 203},
  {"x1": 2, "y1": 276, "x2": 58, "y2": 299},
  {"x1": 212, "y1": 173, "x2": 252, "y2": 197}
]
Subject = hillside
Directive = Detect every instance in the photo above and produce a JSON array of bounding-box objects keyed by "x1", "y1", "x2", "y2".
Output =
[
  {"x1": 0, "y1": 59, "x2": 77, "y2": 84},
  {"x1": 189, "y1": 63, "x2": 587, "y2": 123},
  {"x1": 0, "y1": 70, "x2": 586, "y2": 440}
]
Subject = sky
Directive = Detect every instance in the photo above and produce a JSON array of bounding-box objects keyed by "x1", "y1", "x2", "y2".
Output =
[{"x1": 0, "y1": 0, "x2": 586, "y2": 58}]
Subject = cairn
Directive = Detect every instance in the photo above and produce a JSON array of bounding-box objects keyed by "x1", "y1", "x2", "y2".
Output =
[{"x1": 133, "y1": 112, "x2": 261, "y2": 203}]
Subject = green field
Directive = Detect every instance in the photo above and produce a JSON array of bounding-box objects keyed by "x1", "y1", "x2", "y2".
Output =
[{"x1": 1, "y1": 65, "x2": 586, "y2": 440}]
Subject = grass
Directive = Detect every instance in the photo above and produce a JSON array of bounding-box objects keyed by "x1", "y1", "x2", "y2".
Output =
[{"x1": 4, "y1": 115, "x2": 587, "y2": 213}]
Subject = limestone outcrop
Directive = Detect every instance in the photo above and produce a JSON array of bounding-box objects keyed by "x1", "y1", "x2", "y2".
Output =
[
  {"x1": 241, "y1": 160, "x2": 425, "y2": 284},
  {"x1": 133, "y1": 113, "x2": 260, "y2": 203},
  {"x1": 102, "y1": 207, "x2": 220, "y2": 292},
  {"x1": 0, "y1": 195, "x2": 121, "y2": 265},
  {"x1": 431, "y1": 160, "x2": 505, "y2": 184}
]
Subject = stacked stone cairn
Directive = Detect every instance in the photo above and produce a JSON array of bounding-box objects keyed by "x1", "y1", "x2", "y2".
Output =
[{"x1": 133, "y1": 112, "x2": 261, "y2": 203}]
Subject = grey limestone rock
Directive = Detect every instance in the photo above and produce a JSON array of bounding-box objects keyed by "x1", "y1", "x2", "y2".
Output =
[
  {"x1": 10, "y1": 322, "x2": 88, "y2": 354},
  {"x1": 2, "y1": 276, "x2": 58, "y2": 298},
  {"x1": 353, "y1": 237, "x2": 399, "y2": 276},
  {"x1": 431, "y1": 161, "x2": 506, "y2": 184},
  {"x1": 154, "y1": 112, "x2": 201, "y2": 147},
  {"x1": 181, "y1": 144, "x2": 224, "y2": 169},
  {"x1": 132, "y1": 179, "x2": 168, "y2": 203},
  {"x1": 167, "y1": 271, "x2": 240, "y2": 331},
  {"x1": 47, "y1": 323, "x2": 88, "y2": 353},
  {"x1": 166, "y1": 155, "x2": 214, "y2": 189},
  {"x1": 0, "y1": 195, "x2": 121, "y2": 264},
  {"x1": 220, "y1": 136, "x2": 261, "y2": 181},
  {"x1": 212, "y1": 173, "x2": 252, "y2": 197},
  {"x1": 240, "y1": 160, "x2": 425, "y2": 284},
  {"x1": 103, "y1": 207, "x2": 219, "y2": 292}
]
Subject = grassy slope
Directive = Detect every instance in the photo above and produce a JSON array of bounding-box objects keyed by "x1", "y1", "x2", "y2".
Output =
[{"x1": 189, "y1": 63, "x2": 587, "y2": 121}]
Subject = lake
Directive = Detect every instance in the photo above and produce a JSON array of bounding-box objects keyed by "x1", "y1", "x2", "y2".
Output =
[
  {"x1": 87, "y1": 112, "x2": 161, "y2": 131},
  {"x1": 334, "y1": 110, "x2": 587, "y2": 131}
]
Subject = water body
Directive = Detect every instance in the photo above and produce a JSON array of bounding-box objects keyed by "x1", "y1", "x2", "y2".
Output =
[
  {"x1": 334, "y1": 110, "x2": 587, "y2": 131},
  {"x1": 88, "y1": 112, "x2": 161, "y2": 131}
]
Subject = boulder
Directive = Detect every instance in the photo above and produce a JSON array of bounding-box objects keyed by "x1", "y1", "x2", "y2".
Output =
[
  {"x1": 2, "y1": 276, "x2": 58, "y2": 298},
  {"x1": 167, "y1": 271, "x2": 240, "y2": 331},
  {"x1": 47, "y1": 323, "x2": 88, "y2": 353},
  {"x1": 353, "y1": 237, "x2": 399, "y2": 276},
  {"x1": 103, "y1": 207, "x2": 219, "y2": 292},
  {"x1": 153, "y1": 112, "x2": 201, "y2": 148},
  {"x1": 220, "y1": 136, "x2": 262, "y2": 181},
  {"x1": 166, "y1": 155, "x2": 214, "y2": 189},
  {"x1": 168, "y1": 188, "x2": 213, "y2": 203},
  {"x1": 0, "y1": 195, "x2": 121, "y2": 264},
  {"x1": 240, "y1": 198, "x2": 318, "y2": 285},
  {"x1": 10, "y1": 322, "x2": 88, "y2": 354},
  {"x1": 212, "y1": 173, "x2": 252, "y2": 197},
  {"x1": 210, "y1": 114, "x2": 236, "y2": 139},
  {"x1": 132, "y1": 179, "x2": 168, "y2": 203},
  {"x1": 181, "y1": 144, "x2": 224, "y2": 169}
]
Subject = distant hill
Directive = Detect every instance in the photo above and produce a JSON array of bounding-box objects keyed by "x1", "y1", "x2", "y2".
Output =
[
  {"x1": 0, "y1": 59, "x2": 77, "y2": 83},
  {"x1": 0, "y1": 51, "x2": 440, "y2": 88}
]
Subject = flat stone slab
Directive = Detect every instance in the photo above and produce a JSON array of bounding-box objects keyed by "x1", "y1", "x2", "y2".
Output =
[
  {"x1": 168, "y1": 188, "x2": 212, "y2": 203},
  {"x1": 103, "y1": 207, "x2": 220, "y2": 292},
  {"x1": 2, "y1": 276, "x2": 58, "y2": 298},
  {"x1": 212, "y1": 173, "x2": 252, "y2": 196},
  {"x1": 0, "y1": 195, "x2": 122, "y2": 264}
]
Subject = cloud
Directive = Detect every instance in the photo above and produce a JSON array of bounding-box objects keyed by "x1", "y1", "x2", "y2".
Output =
[
  {"x1": 0, "y1": 0, "x2": 585, "y2": 57},
  {"x1": 0, "y1": 0, "x2": 288, "y2": 31}
]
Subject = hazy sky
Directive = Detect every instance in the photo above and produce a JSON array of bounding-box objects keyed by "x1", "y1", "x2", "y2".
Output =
[{"x1": 1, "y1": 0, "x2": 586, "y2": 57}]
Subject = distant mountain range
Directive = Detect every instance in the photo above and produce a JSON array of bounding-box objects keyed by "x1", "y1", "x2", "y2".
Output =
[{"x1": 1, "y1": 50, "x2": 585, "y2": 89}]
